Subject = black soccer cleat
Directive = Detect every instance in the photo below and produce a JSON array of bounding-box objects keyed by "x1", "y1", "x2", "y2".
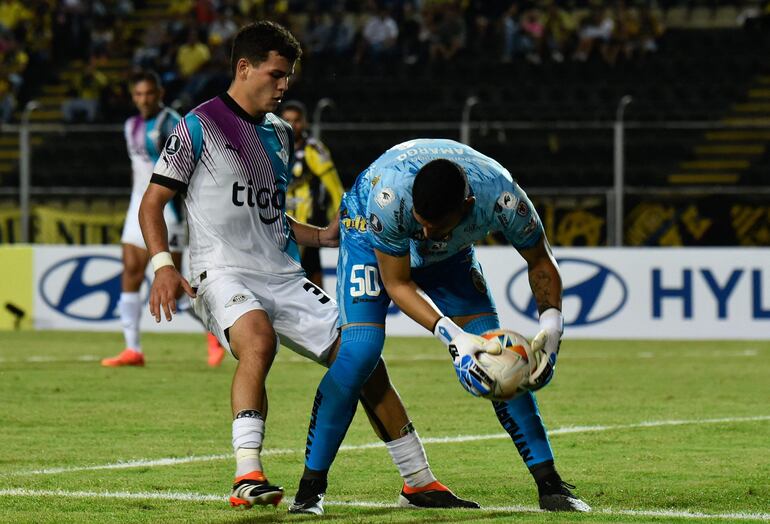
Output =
[
  {"x1": 398, "y1": 481, "x2": 480, "y2": 509},
  {"x1": 288, "y1": 477, "x2": 326, "y2": 515},
  {"x1": 538, "y1": 478, "x2": 591, "y2": 512},
  {"x1": 229, "y1": 473, "x2": 284, "y2": 508}
]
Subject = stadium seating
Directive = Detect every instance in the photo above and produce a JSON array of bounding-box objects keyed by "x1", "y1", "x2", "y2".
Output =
[{"x1": 1, "y1": 14, "x2": 768, "y2": 195}]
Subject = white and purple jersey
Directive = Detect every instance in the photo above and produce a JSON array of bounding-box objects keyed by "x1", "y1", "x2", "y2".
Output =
[
  {"x1": 344, "y1": 138, "x2": 543, "y2": 267},
  {"x1": 125, "y1": 107, "x2": 180, "y2": 194},
  {"x1": 151, "y1": 93, "x2": 300, "y2": 279}
]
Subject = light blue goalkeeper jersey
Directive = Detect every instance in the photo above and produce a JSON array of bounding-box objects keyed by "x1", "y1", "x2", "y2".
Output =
[{"x1": 342, "y1": 138, "x2": 543, "y2": 267}]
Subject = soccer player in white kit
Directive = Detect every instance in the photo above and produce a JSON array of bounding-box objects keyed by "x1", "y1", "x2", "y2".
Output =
[
  {"x1": 101, "y1": 71, "x2": 225, "y2": 368},
  {"x1": 139, "y1": 21, "x2": 477, "y2": 513}
]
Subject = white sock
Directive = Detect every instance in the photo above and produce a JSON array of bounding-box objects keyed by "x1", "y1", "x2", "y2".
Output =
[
  {"x1": 386, "y1": 429, "x2": 436, "y2": 488},
  {"x1": 232, "y1": 412, "x2": 264, "y2": 478},
  {"x1": 119, "y1": 292, "x2": 142, "y2": 352}
]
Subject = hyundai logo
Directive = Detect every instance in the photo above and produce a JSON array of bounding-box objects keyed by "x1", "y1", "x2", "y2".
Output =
[
  {"x1": 40, "y1": 255, "x2": 149, "y2": 322},
  {"x1": 507, "y1": 258, "x2": 627, "y2": 327}
]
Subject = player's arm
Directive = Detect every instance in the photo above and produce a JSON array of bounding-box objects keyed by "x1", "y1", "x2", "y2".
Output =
[
  {"x1": 287, "y1": 211, "x2": 339, "y2": 247},
  {"x1": 374, "y1": 248, "x2": 442, "y2": 330},
  {"x1": 517, "y1": 236, "x2": 563, "y2": 389},
  {"x1": 375, "y1": 248, "x2": 501, "y2": 397},
  {"x1": 139, "y1": 181, "x2": 194, "y2": 322},
  {"x1": 518, "y1": 236, "x2": 562, "y2": 314}
]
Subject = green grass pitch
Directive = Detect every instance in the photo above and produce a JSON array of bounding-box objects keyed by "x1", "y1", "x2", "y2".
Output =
[{"x1": 0, "y1": 331, "x2": 768, "y2": 523}]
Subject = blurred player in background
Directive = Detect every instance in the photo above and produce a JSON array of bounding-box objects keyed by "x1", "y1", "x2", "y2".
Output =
[
  {"x1": 280, "y1": 100, "x2": 344, "y2": 288},
  {"x1": 101, "y1": 70, "x2": 226, "y2": 368},
  {"x1": 293, "y1": 139, "x2": 591, "y2": 513},
  {"x1": 140, "y1": 22, "x2": 475, "y2": 513}
]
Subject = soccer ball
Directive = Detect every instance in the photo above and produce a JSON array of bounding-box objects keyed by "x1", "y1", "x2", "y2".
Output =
[{"x1": 476, "y1": 329, "x2": 533, "y2": 401}]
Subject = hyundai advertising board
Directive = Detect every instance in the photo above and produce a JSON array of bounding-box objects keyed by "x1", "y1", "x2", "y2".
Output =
[
  {"x1": 34, "y1": 246, "x2": 201, "y2": 332},
  {"x1": 31, "y1": 246, "x2": 769, "y2": 338},
  {"x1": 322, "y1": 247, "x2": 770, "y2": 340}
]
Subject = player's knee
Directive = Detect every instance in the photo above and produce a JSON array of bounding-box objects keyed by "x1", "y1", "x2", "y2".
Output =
[
  {"x1": 329, "y1": 326, "x2": 385, "y2": 392},
  {"x1": 230, "y1": 332, "x2": 278, "y2": 363},
  {"x1": 122, "y1": 264, "x2": 145, "y2": 290}
]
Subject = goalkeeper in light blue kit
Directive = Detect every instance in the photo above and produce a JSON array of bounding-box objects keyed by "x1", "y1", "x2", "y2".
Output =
[{"x1": 290, "y1": 138, "x2": 591, "y2": 514}]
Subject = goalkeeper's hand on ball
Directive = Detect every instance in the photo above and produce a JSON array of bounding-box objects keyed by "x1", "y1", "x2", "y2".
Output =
[
  {"x1": 528, "y1": 308, "x2": 563, "y2": 391},
  {"x1": 434, "y1": 317, "x2": 502, "y2": 397}
]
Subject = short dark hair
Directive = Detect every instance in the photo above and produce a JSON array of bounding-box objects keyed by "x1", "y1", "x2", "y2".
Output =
[
  {"x1": 230, "y1": 21, "x2": 302, "y2": 76},
  {"x1": 412, "y1": 159, "x2": 469, "y2": 220},
  {"x1": 129, "y1": 70, "x2": 162, "y2": 89},
  {"x1": 280, "y1": 99, "x2": 307, "y2": 117}
]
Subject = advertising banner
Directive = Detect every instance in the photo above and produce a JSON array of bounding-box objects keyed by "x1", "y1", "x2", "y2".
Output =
[
  {"x1": 323, "y1": 247, "x2": 770, "y2": 340},
  {"x1": 33, "y1": 246, "x2": 200, "y2": 332},
  {"x1": 28, "y1": 245, "x2": 769, "y2": 339}
]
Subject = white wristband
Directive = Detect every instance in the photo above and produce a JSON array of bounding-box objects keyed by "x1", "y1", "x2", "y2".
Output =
[
  {"x1": 539, "y1": 308, "x2": 564, "y2": 335},
  {"x1": 433, "y1": 316, "x2": 462, "y2": 346},
  {"x1": 151, "y1": 251, "x2": 174, "y2": 273}
]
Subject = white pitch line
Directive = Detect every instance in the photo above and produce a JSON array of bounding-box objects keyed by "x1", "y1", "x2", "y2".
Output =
[
  {"x1": 0, "y1": 489, "x2": 769, "y2": 521},
  {"x1": 14, "y1": 415, "x2": 770, "y2": 477}
]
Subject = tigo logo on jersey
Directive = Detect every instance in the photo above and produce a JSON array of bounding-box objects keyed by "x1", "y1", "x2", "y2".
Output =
[
  {"x1": 40, "y1": 255, "x2": 148, "y2": 321},
  {"x1": 231, "y1": 181, "x2": 285, "y2": 224},
  {"x1": 506, "y1": 258, "x2": 627, "y2": 327}
]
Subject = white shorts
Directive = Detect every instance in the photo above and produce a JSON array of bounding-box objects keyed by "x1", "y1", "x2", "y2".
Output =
[
  {"x1": 121, "y1": 189, "x2": 187, "y2": 251},
  {"x1": 191, "y1": 268, "x2": 339, "y2": 363}
]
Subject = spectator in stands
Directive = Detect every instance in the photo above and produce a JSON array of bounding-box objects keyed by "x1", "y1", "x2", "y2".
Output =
[
  {"x1": 327, "y1": 5, "x2": 356, "y2": 58},
  {"x1": 194, "y1": 0, "x2": 216, "y2": 25},
  {"x1": 167, "y1": 0, "x2": 193, "y2": 18},
  {"x1": 399, "y1": 1, "x2": 426, "y2": 65},
  {"x1": 572, "y1": 6, "x2": 614, "y2": 62},
  {"x1": 635, "y1": 4, "x2": 664, "y2": 56},
  {"x1": 501, "y1": 3, "x2": 529, "y2": 63},
  {"x1": 355, "y1": 1, "x2": 399, "y2": 64},
  {"x1": 0, "y1": 75, "x2": 14, "y2": 123},
  {"x1": 543, "y1": 1, "x2": 576, "y2": 63},
  {"x1": 428, "y1": 1, "x2": 466, "y2": 63},
  {"x1": 208, "y1": 8, "x2": 239, "y2": 46},
  {"x1": 280, "y1": 100, "x2": 344, "y2": 288},
  {"x1": 465, "y1": 0, "x2": 504, "y2": 60},
  {"x1": 604, "y1": 0, "x2": 636, "y2": 65},
  {"x1": 0, "y1": 0, "x2": 32, "y2": 32},
  {"x1": 133, "y1": 19, "x2": 168, "y2": 70},
  {"x1": 62, "y1": 59, "x2": 109, "y2": 122},
  {"x1": 303, "y1": 9, "x2": 332, "y2": 57},
  {"x1": 520, "y1": 7, "x2": 545, "y2": 64},
  {"x1": 90, "y1": 16, "x2": 116, "y2": 65},
  {"x1": 2, "y1": 35, "x2": 28, "y2": 94},
  {"x1": 176, "y1": 28, "x2": 211, "y2": 80},
  {"x1": 173, "y1": 27, "x2": 212, "y2": 108}
]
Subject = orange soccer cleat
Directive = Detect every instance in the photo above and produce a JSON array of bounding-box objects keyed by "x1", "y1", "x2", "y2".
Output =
[
  {"x1": 207, "y1": 332, "x2": 226, "y2": 367},
  {"x1": 229, "y1": 471, "x2": 284, "y2": 508},
  {"x1": 399, "y1": 480, "x2": 480, "y2": 509},
  {"x1": 101, "y1": 348, "x2": 145, "y2": 367}
]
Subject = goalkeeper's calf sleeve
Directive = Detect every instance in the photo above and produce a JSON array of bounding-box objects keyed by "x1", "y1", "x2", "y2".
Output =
[
  {"x1": 464, "y1": 315, "x2": 555, "y2": 469},
  {"x1": 305, "y1": 326, "x2": 385, "y2": 472}
]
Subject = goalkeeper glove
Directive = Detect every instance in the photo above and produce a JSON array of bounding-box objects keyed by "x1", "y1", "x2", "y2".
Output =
[
  {"x1": 434, "y1": 316, "x2": 502, "y2": 397},
  {"x1": 528, "y1": 308, "x2": 563, "y2": 391}
]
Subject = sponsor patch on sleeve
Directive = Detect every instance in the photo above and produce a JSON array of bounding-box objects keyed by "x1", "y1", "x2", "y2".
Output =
[
  {"x1": 368, "y1": 213, "x2": 383, "y2": 233},
  {"x1": 374, "y1": 188, "x2": 395, "y2": 209},
  {"x1": 164, "y1": 134, "x2": 182, "y2": 156}
]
